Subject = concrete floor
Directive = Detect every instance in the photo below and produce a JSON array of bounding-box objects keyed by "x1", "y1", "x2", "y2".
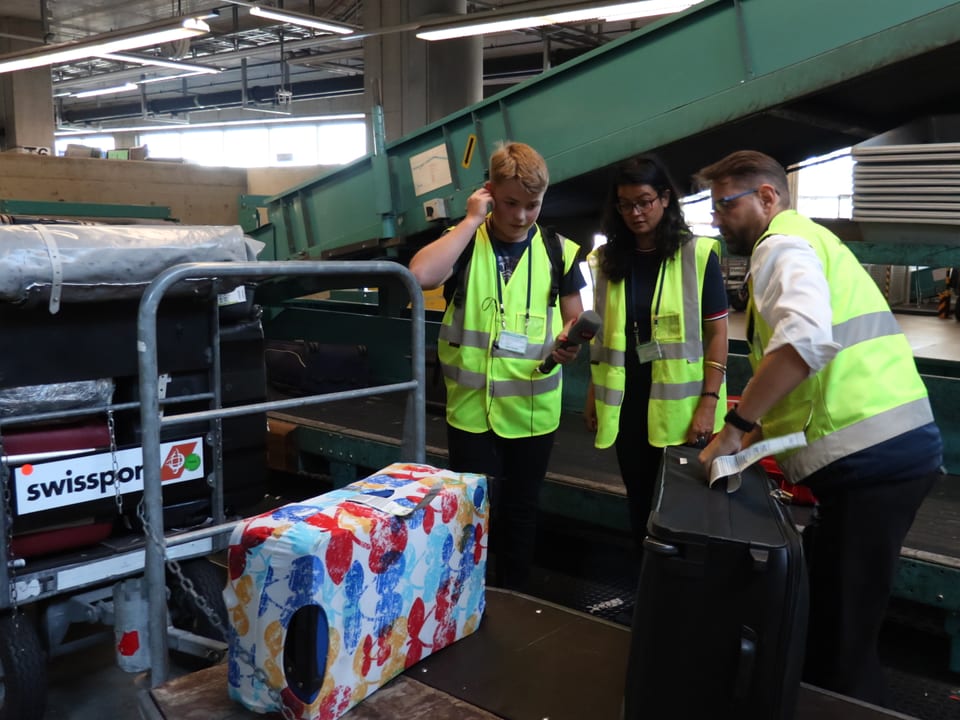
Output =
[
  {"x1": 47, "y1": 641, "x2": 150, "y2": 720},
  {"x1": 728, "y1": 309, "x2": 960, "y2": 362}
]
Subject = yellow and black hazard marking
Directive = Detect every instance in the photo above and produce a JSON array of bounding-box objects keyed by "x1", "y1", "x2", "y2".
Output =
[{"x1": 461, "y1": 134, "x2": 477, "y2": 169}]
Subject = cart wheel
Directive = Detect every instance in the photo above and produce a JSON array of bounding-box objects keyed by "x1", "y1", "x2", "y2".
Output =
[
  {"x1": 168, "y1": 557, "x2": 228, "y2": 642},
  {"x1": 0, "y1": 613, "x2": 47, "y2": 720}
]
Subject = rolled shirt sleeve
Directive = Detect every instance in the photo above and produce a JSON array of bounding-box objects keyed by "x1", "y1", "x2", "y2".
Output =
[{"x1": 751, "y1": 234, "x2": 841, "y2": 374}]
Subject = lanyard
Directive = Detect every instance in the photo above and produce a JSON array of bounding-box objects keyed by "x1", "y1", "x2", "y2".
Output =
[
  {"x1": 627, "y1": 255, "x2": 665, "y2": 344},
  {"x1": 490, "y1": 221, "x2": 533, "y2": 331}
]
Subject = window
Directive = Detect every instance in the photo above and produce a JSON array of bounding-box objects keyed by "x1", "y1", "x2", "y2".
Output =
[
  {"x1": 136, "y1": 120, "x2": 366, "y2": 167},
  {"x1": 55, "y1": 135, "x2": 115, "y2": 157}
]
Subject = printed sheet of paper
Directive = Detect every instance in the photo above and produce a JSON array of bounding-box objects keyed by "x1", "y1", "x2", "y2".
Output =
[{"x1": 707, "y1": 432, "x2": 807, "y2": 493}]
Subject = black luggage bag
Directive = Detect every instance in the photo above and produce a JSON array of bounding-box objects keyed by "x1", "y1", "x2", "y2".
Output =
[
  {"x1": 623, "y1": 445, "x2": 808, "y2": 720},
  {"x1": 264, "y1": 339, "x2": 371, "y2": 396}
]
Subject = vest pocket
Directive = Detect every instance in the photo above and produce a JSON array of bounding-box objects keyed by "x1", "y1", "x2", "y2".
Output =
[
  {"x1": 654, "y1": 312, "x2": 682, "y2": 342},
  {"x1": 516, "y1": 311, "x2": 547, "y2": 341}
]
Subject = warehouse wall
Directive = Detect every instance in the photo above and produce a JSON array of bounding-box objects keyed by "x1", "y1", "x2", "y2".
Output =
[
  {"x1": 0, "y1": 153, "x2": 248, "y2": 224},
  {"x1": 245, "y1": 166, "x2": 339, "y2": 197}
]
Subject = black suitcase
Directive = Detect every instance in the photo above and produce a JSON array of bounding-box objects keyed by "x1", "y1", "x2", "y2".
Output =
[
  {"x1": 623, "y1": 445, "x2": 808, "y2": 720},
  {"x1": 264, "y1": 339, "x2": 371, "y2": 396}
]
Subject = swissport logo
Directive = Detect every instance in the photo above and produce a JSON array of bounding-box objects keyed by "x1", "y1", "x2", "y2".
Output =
[
  {"x1": 14, "y1": 437, "x2": 205, "y2": 516},
  {"x1": 161, "y1": 442, "x2": 201, "y2": 481}
]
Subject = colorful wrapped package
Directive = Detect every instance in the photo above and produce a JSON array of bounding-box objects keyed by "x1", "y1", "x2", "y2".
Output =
[{"x1": 224, "y1": 463, "x2": 488, "y2": 719}]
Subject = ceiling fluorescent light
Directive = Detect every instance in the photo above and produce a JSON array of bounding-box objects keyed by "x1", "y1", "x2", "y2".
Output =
[
  {"x1": 416, "y1": 0, "x2": 698, "y2": 40},
  {"x1": 0, "y1": 17, "x2": 210, "y2": 75},
  {"x1": 98, "y1": 52, "x2": 220, "y2": 74},
  {"x1": 250, "y1": 6, "x2": 354, "y2": 35},
  {"x1": 55, "y1": 112, "x2": 366, "y2": 135},
  {"x1": 601, "y1": 0, "x2": 700, "y2": 21},
  {"x1": 135, "y1": 72, "x2": 210, "y2": 84},
  {"x1": 72, "y1": 82, "x2": 139, "y2": 98}
]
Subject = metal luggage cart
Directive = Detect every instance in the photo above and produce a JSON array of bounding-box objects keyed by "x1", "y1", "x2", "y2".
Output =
[
  {"x1": 0, "y1": 225, "x2": 269, "y2": 720},
  {"x1": 0, "y1": 255, "x2": 423, "y2": 720},
  {"x1": 134, "y1": 260, "x2": 426, "y2": 689}
]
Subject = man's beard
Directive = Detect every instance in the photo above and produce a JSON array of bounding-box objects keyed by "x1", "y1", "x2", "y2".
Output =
[{"x1": 723, "y1": 229, "x2": 754, "y2": 256}]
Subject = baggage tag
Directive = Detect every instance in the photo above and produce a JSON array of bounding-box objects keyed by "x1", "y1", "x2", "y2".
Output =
[
  {"x1": 706, "y1": 431, "x2": 808, "y2": 493},
  {"x1": 497, "y1": 330, "x2": 528, "y2": 355},
  {"x1": 635, "y1": 340, "x2": 662, "y2": 364}
]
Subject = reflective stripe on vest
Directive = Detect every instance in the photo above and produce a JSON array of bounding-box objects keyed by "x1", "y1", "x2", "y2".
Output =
[
  {"x1": 647, "y1": 238, "x2": 726, "y2": 444},
  {"x1": 588, "y1": 249, "x2": 627, "y2": 449},
  {"x1": 437, "y1": 222, "x2": 578, "y2": 438},
  {"x1": 749, "y1": 211, "x2": 932, "y2": 481},
  {"x1": 589, "y1": 237, "x2": 725, "y2": 448},
  {"x1": 780, "y1": 397, "x2": 934, "y2": 481}
]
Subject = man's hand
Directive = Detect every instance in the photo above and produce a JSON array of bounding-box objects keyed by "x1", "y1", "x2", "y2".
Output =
[{"x1": 698, "y1": 424, "x2": 745, "y2": 474}]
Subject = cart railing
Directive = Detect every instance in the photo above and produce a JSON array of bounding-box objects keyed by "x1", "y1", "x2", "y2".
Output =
[{"x1": 136, "y1": 260, "x2": 426, "y2": 687}]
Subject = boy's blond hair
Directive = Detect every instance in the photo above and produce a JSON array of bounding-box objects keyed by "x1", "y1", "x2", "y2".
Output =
[{"x1": 489, "y1": 142, "x2": 549, "y2": 195}]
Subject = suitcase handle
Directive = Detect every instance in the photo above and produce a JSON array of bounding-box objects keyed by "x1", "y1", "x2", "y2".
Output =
[
  {"x1": 734, "y1": 626, "x2": 758, "y2": 699},
  {"x1": 642, "y1": 537, "x2": 679, "y2": 556}
]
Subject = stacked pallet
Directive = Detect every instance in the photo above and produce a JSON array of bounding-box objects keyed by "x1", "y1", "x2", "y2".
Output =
[{"x1": 852, "y1": 117, "x2": 960, "y2": 224}]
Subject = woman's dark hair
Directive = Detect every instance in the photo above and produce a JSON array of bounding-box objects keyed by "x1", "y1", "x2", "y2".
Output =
[{"x1": 599, "y1": 155, "x2": 692, "y2": 282}]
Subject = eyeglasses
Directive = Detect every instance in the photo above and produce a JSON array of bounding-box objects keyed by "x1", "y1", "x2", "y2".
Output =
[
  {"x1": 712, "y1": 188, "x2": 758, "y2": 214},
  {"x1": 615, "y1": 196, "x2": 661, "y2": 214}
]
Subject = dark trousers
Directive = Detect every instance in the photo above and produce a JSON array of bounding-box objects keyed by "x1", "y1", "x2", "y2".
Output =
[
  {"x1": 614, "y1": 430, "x2": 662, "y2": 563},
  {"x1": 802, "y1": 469, "x2": 938, "y2": 705},
  {"x1": 446, "y1": 425, "x2": 555, "y2": 591},
  {"x1": 614, "y1": 359, "x2": 661, "y2": 563}
]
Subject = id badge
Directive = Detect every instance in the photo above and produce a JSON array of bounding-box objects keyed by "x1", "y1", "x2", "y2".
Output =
[
  {"x1": 635, "y1": 340, "x2": 662, "y2": 364},
  {"x1": 497, "y1": 330, "x2": 529, "y2": 354}
]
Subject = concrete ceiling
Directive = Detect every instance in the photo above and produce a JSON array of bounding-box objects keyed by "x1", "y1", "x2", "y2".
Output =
[{"x1": 0, "y1": 1, "x2": 665, "y2": 130}]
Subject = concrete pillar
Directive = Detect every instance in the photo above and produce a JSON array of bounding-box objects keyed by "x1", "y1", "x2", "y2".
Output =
[
  {"x1": 364, "y1": 0, "x2": 481, "y2": 143},
  {"x1": 0, "y1": 18, "x2": 55, "y2": 153},
  {"x1": 411, "y1": 0, "x2": 482, "y2": 124}
]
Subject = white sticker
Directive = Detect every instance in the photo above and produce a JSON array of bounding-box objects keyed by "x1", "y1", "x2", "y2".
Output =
[
  {"x1": 218, "y1": 285, "x2": 247, "y2": 306},
  {"x1": 347, "y1": 480, "x2": 442, "y2": 517}
]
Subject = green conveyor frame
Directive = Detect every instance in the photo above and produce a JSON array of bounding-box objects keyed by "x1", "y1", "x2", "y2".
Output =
[{"x1": 259, "y1": 0, "x2": 960, "y2": 264}]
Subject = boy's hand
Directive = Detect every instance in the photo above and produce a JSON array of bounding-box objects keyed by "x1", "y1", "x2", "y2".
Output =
[{"x1": 465, "y1": 187, "x2": 492, "y2": 225}]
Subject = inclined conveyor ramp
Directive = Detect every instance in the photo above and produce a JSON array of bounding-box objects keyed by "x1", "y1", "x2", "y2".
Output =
[{"x1": 256, "y1": 0, "x2": 960, "y2": 268}]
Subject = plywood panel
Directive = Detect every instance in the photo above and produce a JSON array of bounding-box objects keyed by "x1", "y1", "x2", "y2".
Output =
[
  {"x1": 0, "y1": 154, "x2": 248, "y2": 225},
  {"x1": 246, "y1": 165, "x2": 338, "y2": 197}
]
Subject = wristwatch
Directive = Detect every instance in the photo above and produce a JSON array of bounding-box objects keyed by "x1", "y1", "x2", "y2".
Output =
[{"x1": 724, "y1": 407, "x2": 757, "y2": 433}]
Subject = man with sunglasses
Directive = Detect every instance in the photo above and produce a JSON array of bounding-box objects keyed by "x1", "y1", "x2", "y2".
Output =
[{"x1": 695, "y1": 150, "x2": 942, "y2": 707}]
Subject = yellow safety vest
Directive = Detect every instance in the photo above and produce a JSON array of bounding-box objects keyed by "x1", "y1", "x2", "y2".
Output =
[
  {"x1": 437, "y1": 221, "x2": 580, "y2": 438},
  {"x1": 589, "y1": 236, "x2": 726, "y2": 448},
  {"x1": 748, "y1": 211, "x2": 934, "y2": 481}
]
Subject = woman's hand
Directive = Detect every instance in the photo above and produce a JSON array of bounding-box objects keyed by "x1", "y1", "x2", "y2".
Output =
[
  {"x1": 686, "y1": 396, "x2": 717, "y2": 447},
  {"x1": 584, "y1": 380, "x2": 598, "y2": 432}
]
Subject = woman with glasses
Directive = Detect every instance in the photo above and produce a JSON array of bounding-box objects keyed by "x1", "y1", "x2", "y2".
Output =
[{"x1": 585, "y1": 155, "x2": 729, "y2": 560}]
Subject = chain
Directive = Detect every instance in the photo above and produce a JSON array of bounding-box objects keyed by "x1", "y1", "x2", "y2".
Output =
[
  {"x1": 136, "y1": 497, "x2": 293, "y2": 716},
  {"x1": 0, "y1": 431, "x2": 18, "y2": 618},
  {"x1": 107, "y1": 408, "x2": 123, "y2": 516}
]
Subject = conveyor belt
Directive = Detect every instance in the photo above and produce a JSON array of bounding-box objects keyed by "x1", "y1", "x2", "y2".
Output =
[
  {"x1": 270, "y1": 395, "x2": 960, "y2": 562},
  {"x1": 273, "y1": 395, "x2": 623, "y2": 492},
  {"x1": 141, "y1": 588, "x2": 912, "y2": 720}
]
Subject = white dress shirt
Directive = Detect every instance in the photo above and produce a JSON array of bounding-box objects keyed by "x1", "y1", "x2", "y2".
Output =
[{"x1": 750, "y1": 234, "x2": 842, "y2": 374}]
